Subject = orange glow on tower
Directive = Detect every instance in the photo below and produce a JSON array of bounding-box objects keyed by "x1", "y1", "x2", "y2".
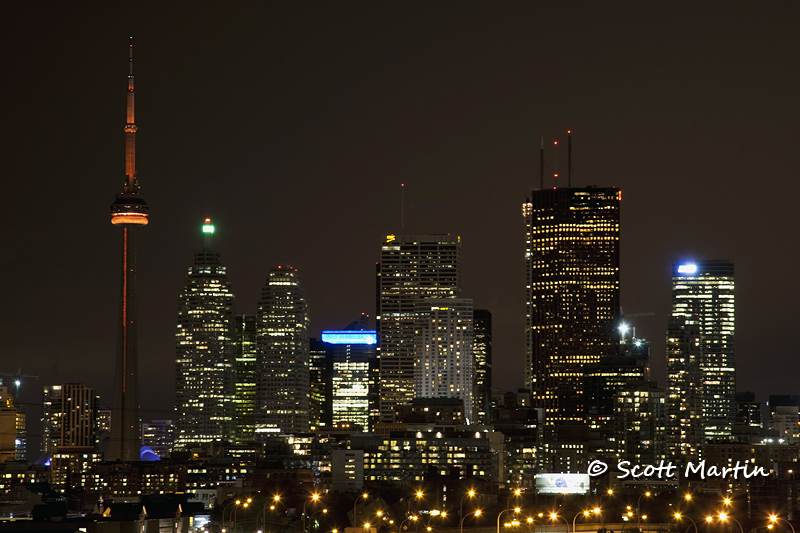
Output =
[{"x1": 109, "y1": 37, "x2": 148, "y2": 461}]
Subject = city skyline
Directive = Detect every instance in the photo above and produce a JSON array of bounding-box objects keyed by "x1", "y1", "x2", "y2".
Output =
[{"x1": 3, "y1": 3, "x2": 799, "y2": 453}]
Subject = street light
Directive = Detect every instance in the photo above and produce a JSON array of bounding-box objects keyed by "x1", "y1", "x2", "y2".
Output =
[
  {"x1": 549, "y1": 513, "x2": 569, "y2": 533},
  {"x1": 674, "y1": 512, "x2": 699, "y2": 533},
  {"x1": 637, "y1": 492, "x2": 651, "y2": 533},
  {"x1": 461, "y1": 490, "x2": 477, "y2": 522},
  {"x1": 769, "y1": 515, "x2": 797, "y2": 533},
  {"x1": 717, "y1": 513, "x2": 744, "y2": 533},
  {"x1": 507, "y1": 489, "x2": 522, "y2": 509},
  {"x1": 304, "y1": 493, "x2": 322, "y2": 533},
  {"x1": 400, "y1": 515, "x2": 420, "y2": 533},
  {"x1": 354, "y1": 493, "x2": 369, "y2": 527},
  {"x1": 461, "y1": 509, "x2": 482, "y2": 533},
  {"x1": 222, "y1": 500, "x2": 238, "y2": 532},
  {"x1": 233, "y1": 499, "x2": 251, "y2": 532},
  {"x1": 258, "y1": 495, "x2": 282, "y2": 533},
  {"x1": 573, "y1": 509, "x2": 600, "y2": 533},
  {"x1": 308, "y1": 509, "x2": 329, "y2": 533},
  {"x1": 498, "y1": 508, "x2": 521, "y2": 533}
]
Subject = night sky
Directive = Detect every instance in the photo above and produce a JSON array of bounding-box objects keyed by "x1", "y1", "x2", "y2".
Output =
[{"x1": 3, "y1": 3, "x2": 799, "y2": 454}]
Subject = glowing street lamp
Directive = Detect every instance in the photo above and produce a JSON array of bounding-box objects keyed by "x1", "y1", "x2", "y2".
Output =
[
  {"x1": 769, "y1": 515, "x2": 796, "y2": 533},
  {"x1": 354, "y1": 493, "x2": 369, "y2": 528},
  {"x1": 573, "y1": 509, "x2": 600, "y2": 533},
  {"x1": 400, "y1": 516, "x2": 420, "y2": 533},
  {"x1": 461, "y1": 490, "x2": 477, "y2": 522},
  {"x1": 674, "y1": 512, "x2": 699, "y2": 533},
  {"x1": 233, "y1": 499, "x2": 251, "y2": 531},
  {"x1": 637, "y1": 492, "x2": 651, "y2": 532},
  {"x1": 304, "y1": 493, "x2": 322, "y2": 533},
  {"x1": 498, "y1": 507, "x2": 521, "y2": 533},
  {"x1": 259, "y1": 495, "x2": 282, "y2": 533},
  {"x1": 461, "y1": 509, "x2": 482, "y2": 533},
  {"x1": 716, "y1": 513, "x2": 744, "y2": 533},
  {"x1": 507, "y1": 489, "x2": 522, "y2": 509},
  {"x1": 222, "y1": 500, "x2": 238, "y2": 532},
  {"x1": 549, "y1": 513, "x2": 569, "y2": 533}
]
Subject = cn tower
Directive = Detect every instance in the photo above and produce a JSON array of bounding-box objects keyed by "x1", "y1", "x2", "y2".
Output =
[{"x1": 108, "y1": 37, "x2": 148, "y2": 461}]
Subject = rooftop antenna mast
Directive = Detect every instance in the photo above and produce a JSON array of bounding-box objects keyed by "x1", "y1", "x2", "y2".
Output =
[
  {"x1": 539, "y1": 135, "x2": 544, "y2": 190},
  {"x1": 400, "y1": 183, "x2": 405, "y2": 233},
  {"x1": 553, "y1": 140, "x2": 559, "y2": 188},
  {"x1": 567, "y1": 130, "x2": 572, "y2": 188}
]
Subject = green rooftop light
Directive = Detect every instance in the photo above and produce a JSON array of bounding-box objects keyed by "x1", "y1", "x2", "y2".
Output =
[{"x1": 202, "y1": 218, "x2": 215, "y2": 233}]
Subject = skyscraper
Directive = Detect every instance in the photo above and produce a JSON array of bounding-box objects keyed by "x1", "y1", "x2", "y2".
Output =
[
  {"x1": 309, "y1": 338, "x2": 332, "y2": 431},
  {"x1": 0, "y1": 387, "x2": 18, "y2": 463},
  {"x1": 256, "y1": 267, "x2": 310, "y2": 435},
  {"x1": 41, "y1": 384, "x2": 99, "y2": 452},
  {"x1": 523, "y1": 187, "x2": 621, "y2": 424},
  {"x1": 322, "y1": 329, "x2": 376, "y2": 430},
  {"x1": 414, "y1": 299, "x2": 474, "y2": 420},
  {"x1": 109, "y1": 38, "x2": 149, "y2": 461},
  {"x1": 234, "y1": 314, "x2": 257, "y2": 442},
  {"x1": 376, "y1": 234, "x2": 461, "y2": 423},
  {"x1": 41, "y1": 385, "x2": 63, "y2": 457},
  {"x1": 670, "y1": 260, "x2": 735, "y2": 442},
  {"x1": 665, "y1": 316, "x2": 704, "y2": 459},
  {"x1": 174, "y1": 218, "x2": 236, "y2": 447},
  {"x1": 141, "y1": 420, "x2": 174, "y2": 458},
  {"x1": 473, "y1": 309, "x2": 492, "y2": 425}
]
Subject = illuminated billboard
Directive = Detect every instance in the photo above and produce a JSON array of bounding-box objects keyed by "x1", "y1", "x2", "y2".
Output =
[
  {"x1": 535, "y1": 473, "x2": 590, "y2": 494},
  {"x1": 677, "y1": 263, "x2": 697, "y2": 274},
  {"x1": 321, "y1": 331, "x2": 377, "y2": 345}
]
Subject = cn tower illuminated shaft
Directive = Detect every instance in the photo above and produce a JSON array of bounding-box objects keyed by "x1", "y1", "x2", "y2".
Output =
[{"x1": 108, "y1": 37, "x2": 149, "y2": 461}]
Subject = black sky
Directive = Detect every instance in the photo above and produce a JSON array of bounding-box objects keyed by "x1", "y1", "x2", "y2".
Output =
[{"x1": 2, "y1": 3, "x2": 799, "y2": 451}]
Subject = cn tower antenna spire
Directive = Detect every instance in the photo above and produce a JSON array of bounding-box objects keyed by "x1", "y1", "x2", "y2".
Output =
[{"x1": 124, "y1": 36, "x2": 138, "y2": 194}]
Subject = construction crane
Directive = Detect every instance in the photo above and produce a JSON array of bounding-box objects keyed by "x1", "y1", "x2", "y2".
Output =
[{"x1": 1, "y1": 369, "x2": 39, "y2": 401}]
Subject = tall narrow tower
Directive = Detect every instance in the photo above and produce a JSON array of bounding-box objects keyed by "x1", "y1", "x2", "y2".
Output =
[{"x1": 108, "y1": 38, "x2": 149, "y2": 461}]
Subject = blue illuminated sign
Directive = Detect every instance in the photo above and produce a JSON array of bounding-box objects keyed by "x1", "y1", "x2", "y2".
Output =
[
  {"x1": 677, "y1": 263, "x2": 698, "y2": 274},
  {"x1": 321, "y1": 331, "x2": 377, "y2": 345}
]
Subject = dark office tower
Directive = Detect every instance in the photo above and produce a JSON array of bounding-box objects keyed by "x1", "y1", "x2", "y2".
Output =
[
  {"x1": 377, "y1": 234, "x2": 461, "y2": 423},
  {"x1": 108, "y1": 38, "x2": 149, "y2": 461},
  {"x1": 309, "y1": 338, "x2": 332, "y2": 431},
  {"x1": 665, "y1": 316, "x2": 704, "y2": 460},
  {"x1": 671, "y1": 260, "x2": 735, "y2": 441},
  {"x1": 522, "y1": 187, "x2": 621, "y2": 424},
  {"x1": 735, "y1": 392, "x2": 762, "y2": 429},
  {"x1": 583, "y1": 356, "x2": 647, "y2": 442},
  {"x1": 234, "y1": 315, "x2": 257, "y2": 442},
  {"x1": 256, "y1": 267, "x2": 310, "y2": 435},
  {"x1": 174, "y1": 219, "x2": 236, "y2": 447},
  {"x1": 473, "y1": 309, "x2": 492, "y2": 425}
]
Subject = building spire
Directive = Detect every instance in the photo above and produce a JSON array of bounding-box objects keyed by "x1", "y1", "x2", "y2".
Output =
[
  {"x1": 124, "y1": 36, "x2": 138, "y2": 193},
  {"x1": 202, "y1": 218, "x2": 215, "y2": 249}
]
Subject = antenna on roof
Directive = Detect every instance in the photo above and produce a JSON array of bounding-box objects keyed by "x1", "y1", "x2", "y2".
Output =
[
  {"x1": 401, "y1": 183, "x2": 405, "y2": 233},
  {"x1": 567, "y1": 130, "x2": 572, "y2": 188},
  {"x1": 553, "y1": 140, "x2": 559, "y2": 188},
  {"x1": 539, "y1": 135, "x2": 544, "y2": 190}
]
